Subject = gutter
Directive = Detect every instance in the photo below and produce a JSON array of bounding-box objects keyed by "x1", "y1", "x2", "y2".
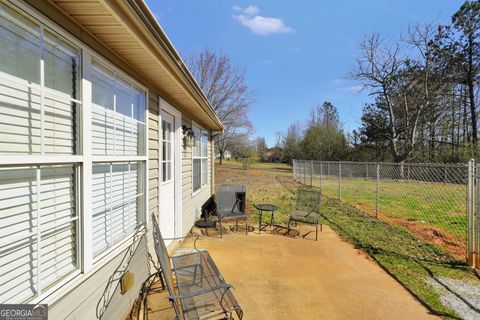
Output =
[{"x1": 126, "y1": 0, "x2": 224, "y2": 132}]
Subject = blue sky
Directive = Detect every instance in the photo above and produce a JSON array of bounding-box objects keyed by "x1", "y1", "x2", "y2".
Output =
[{"x1": 146, "y1": 0, "x2": 464, "y2": 147}]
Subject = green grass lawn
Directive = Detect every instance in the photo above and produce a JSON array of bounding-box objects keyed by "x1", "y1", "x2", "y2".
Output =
[
  {"x1": 313, "y1": 176, "x2": 467, "y2": 258},
  {"x1": 215, "y1": 161, "x2": 479, "y2": 319}
]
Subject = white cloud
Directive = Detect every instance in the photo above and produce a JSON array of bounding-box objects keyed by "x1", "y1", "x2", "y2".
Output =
[
  {"x1": 243, "y1": 5, "x2": 260, "y2": 16},
  {"x1": 337, "y1": 85, "x2": 363, "y2": 94},
  {"x1": 232, "y1": 5, "x2": 294, "y2": 36},
  {"x1": 330, "y1": 78, "x2": 346, "y2": 85}
]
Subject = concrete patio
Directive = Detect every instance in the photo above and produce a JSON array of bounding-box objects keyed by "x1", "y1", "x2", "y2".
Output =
[{"x1": 136, "y1": 225, "x2": 439, "y2": 320}]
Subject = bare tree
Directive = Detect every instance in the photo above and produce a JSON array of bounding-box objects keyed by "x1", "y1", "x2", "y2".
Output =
[
  {"x1": 350, "y1": 24, "x2": 441, "y2": 165},
  {"x1": 186, "y1": 49, "x2": 254, "y2": 164}
]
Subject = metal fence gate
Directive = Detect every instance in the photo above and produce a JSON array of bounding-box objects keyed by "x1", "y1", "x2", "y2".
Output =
[{"x1": 293, "y1": 159, "x2": 480, "y2": 268}]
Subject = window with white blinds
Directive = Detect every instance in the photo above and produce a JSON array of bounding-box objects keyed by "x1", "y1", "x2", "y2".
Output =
[
  {"x1": 0, "y1": 165, "x2": 77, "y2": 304},
  {"x1": 192, "y1": 125, "x2": 209, "y2": 192},
  {"x1": 92, "y1": 162, "x2": 143, "y2": 257},
  {"x1": 92, "y1": 62, "x2": 145, "y2": 157},
  {"x1": 0, "y1": 3, "x2": 80, "y2": 305},
  {"x1": 0, "y1": 2, "x2": 147, "y2": 304},
  {"x1": 0, "y1": 4, "x2": 80, "y2": 155},
  {"x1": 91, "y1": 60, "x2": 146, "y2": 258}
]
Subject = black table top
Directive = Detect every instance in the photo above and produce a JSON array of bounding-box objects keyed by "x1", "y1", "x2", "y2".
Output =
[{"x1": 254, "y1": 203, "x2": 278, "y2": 211}]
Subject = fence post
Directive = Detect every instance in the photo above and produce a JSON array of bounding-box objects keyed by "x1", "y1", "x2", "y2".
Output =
[
  {"x1": 292, "y1": 160, "x2": 295, "y2": 180},
  {"x1": 467, "y1": 158, "x2": 474, "y2": 266},
  {"x1": 338, "y1": 163, "x2": 342, "y2": 200},
  {"x1": 320, "y1": 161, "x2": 323, "y2": 190},
  {"x1": 376, "y1": 163, "x2": 380, "y2": 218},
  {"x1": 303, "y1": 161, "x2": 306, "y2": 185},
  {"x1": 474, "y1": 159, "x2": 480, "y2": 269},
  {"x1": 310, "y1": 160, "x2": 313, "y2": 186}
]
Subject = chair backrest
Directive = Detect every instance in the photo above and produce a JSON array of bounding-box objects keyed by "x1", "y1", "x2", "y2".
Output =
[
  {"x1": 151, "y1": 214, "x2": 179, "y2": 312},
  {"x1": 215, "y1": 190, "x2": 240, "y2": 217},
  {"x1": 296, "y1": 188, "x2": 321, "y2": 213}
]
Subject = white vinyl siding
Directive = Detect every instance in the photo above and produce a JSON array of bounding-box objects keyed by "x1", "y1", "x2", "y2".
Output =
[{"x1": 192, "y1": 124, "x2": 208, "y2": 193}]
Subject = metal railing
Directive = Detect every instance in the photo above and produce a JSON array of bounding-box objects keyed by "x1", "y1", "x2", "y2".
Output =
[{"x1": 293, "y1": 159, "x2": 480, "y2": 267}]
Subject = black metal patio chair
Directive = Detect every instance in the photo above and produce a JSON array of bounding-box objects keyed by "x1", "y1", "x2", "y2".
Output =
[
  {"x1": 288, "y1": 188, "x2": 322, "y2": 240},
  {"x1": 151, "y1": 214, "x2": 243, "y2": 320},
  {"x1": 214, "y1": 185, "x2": 248, "y2": 238}
]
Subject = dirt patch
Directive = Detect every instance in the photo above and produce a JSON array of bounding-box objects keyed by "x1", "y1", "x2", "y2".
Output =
[
  {"x1": 339, "y1": 201, "x2": 466, "y2": 260},
  {"x1": 249, "y1": 169, "x2": 266, "y2": 177},
  {"x1": 377, "y1": 213, "x2": 465, "y2": 259},
  {"x1": 447, "y1": 211, "x2": 463, "y2": 217}
]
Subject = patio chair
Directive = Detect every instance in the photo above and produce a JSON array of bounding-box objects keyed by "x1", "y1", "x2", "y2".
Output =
[
  {"x1": 151, "y1": 214, "x2": 243, "y2": 320},
  {"x1": 288, "y1": 188, "x2": 322, "y2": 240},
  {"x1": 214, "y1": 185, "x2": 248, "y2": 238}
]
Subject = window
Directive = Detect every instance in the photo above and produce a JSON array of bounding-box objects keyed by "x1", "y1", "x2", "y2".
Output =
[
  {"x1": 161, "y1": 119, "x2": 172, "y2": 182},
  {"x1": 0, "y1": 5, "x2": 80, "y2": 155},
  {"x1": 91, "y1": 61, "x2": 146, "y2": 258},
  {"x1": 0, "y1": 4, "x2": 80, "y2": 303},
  {"x1": 0, "y1": 2, "x2": 147, "y2": 304},
  {"x1": 92, "y1": 162, "x2": 143, "y2": 257},
  {"x1": 192, "y1": 124, "x2": 209, "y2": 192},
  {"x1": 91, "y1": 61, "x2": 145, "y2": 157}
]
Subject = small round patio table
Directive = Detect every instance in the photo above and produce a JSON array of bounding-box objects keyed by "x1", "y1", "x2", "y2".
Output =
[{"x1": 255, "y1": 203, "x2": 279, "y2": 234}]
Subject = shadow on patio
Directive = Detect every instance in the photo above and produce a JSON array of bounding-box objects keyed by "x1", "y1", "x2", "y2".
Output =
[{"x1": 129, "y1": 224, "x2": 439, "y2": 320}]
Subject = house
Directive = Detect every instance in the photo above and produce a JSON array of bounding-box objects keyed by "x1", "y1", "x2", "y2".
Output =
[
  {"x1": 0, "y1": 0, "x2": 223, "y2": 319},
  {"x1": 216, "y1": 150, "x2": 232, "y2": 160}
]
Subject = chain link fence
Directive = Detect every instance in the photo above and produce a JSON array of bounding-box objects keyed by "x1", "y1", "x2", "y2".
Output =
[{"x1": 293, "y1": 160, "x2": 480, "y2": 264}]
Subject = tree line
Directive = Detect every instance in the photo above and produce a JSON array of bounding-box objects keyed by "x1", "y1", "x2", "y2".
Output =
[
  {"x1": 350, "y1": 0, "x2": 479, "y2": 164},
  {"x1": 278, "y1": 1, "x2": 479, "y2": 164},
  {"x1": 186, "y1": 1, "x2": 478, "y2": 165}
]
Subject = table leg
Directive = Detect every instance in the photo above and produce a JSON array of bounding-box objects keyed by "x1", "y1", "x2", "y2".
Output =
[{"x1": 258, "y1": 210, "x2": 262, "y2": 234}]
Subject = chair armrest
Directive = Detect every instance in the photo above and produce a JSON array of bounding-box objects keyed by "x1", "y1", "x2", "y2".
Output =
[{"x1": 167, "y1": 283, "x2": 233, "y2": 300}]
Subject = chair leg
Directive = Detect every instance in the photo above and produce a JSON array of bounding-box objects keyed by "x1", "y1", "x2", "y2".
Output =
[
  {"x1": 315, "y1": 224, "x2": 318, "y2": 241},
  {"x1": 220, "y1": 220, "x2": 223, "y2": 238},
  {"x1": 159, "y1": 270, "x2": 166, "y2": 290},
  {"x1": 245, "y1": 219, "x2": 248, "y2": 235}
]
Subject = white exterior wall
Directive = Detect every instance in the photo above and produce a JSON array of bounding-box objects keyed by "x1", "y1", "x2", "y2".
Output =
[{"x1": 181, "y1": 115, "x2": 213, "y2": 236}]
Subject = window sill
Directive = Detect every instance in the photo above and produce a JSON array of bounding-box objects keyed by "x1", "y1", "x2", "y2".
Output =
[{"x1": 192, "y1": 183, "x2": 209, "y2": 197}]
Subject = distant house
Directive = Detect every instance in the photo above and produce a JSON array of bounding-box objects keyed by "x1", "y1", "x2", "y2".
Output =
[
  {"x1": 0, "y1": 1, "x2": 223, "y2": 319},
  {"x1": 217, "y1": 150, "x2": 232, "y2": 160}
]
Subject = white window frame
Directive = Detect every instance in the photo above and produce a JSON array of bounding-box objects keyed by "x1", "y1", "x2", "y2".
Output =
[
  {"x1": 160, "y1": 114, "x2": 174, "y2": 184},
  {"x1": 192, "y1": 121, "x2": 209, "y2": 195},
  {"x1": 0, "y1": 0, "x2": 149, "y2": 306},
  {"x1": 85, "y1": 52, "x2": 149, "y2": 265}
]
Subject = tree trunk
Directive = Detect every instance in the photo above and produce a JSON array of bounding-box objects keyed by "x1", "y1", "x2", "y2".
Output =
[
  {"x1": 429, "y1": 122, "x2": 435, "y2": 162},
  {"x1": 219, "y1": 150, "x2": 224, "y2": 165}
]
